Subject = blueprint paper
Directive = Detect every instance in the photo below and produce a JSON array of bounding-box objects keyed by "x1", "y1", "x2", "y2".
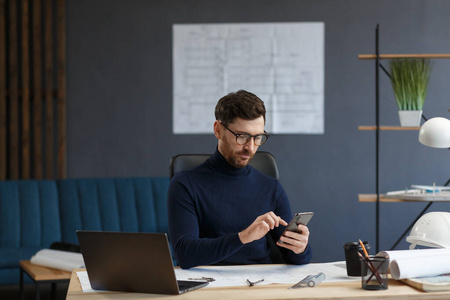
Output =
[
  {"x1": 173, "y1": 22, "x2": 324, "y2": 134},
  {"x1": 378, "y1": 249, "x2": 450, "y2": 280},
  {"x1": 174, "y1": 262, "x2": 358, "y2": 288}
]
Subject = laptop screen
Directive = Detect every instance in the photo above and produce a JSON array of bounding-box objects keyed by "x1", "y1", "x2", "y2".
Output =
[{"x1": 77, "y1": 231, "x2": 207, "y2": 294}]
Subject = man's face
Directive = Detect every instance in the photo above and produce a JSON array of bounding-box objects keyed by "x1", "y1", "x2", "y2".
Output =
[{"x1": 214, "y1": 116, "x2": 265, "y2": 168}]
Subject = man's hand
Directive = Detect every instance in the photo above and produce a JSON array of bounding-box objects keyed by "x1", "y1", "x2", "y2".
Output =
[
  {"x1": 277, "y1": 224, "x2": 309, "y2": 254},
  {"x1": 238, "y1": 211, "x2": 287, "y2": 244}
]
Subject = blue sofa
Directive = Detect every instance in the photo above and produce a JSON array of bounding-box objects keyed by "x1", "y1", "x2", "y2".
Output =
[{"x1": 0, "y1": 177, "x2": 170, "y2": 286}]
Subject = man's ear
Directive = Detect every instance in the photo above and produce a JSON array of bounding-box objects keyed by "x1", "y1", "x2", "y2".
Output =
[{"x1": 213, "y1": 121, "x2": 221, "y2": 139}]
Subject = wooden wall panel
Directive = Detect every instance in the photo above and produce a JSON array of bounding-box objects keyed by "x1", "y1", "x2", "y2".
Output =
[
  {"x1": 0, "y1": 0, "x2": 66, "y2": 180},
  {"x1": 8, "y1": 0, "x2": 19, "y2": 180},
  {"x1": 32, "y1": 0, "x2": 43, "y2": 179},
  {"x1": 0, "y1": 0, "x2": 6, "y2": 180},
  {"x1": 44, "y1": 0, "x2": 53, "y2": 179},
  {"x1": 56, "y1": 0, "x2": 66, "y2": 179},
  {"x1": 21, "y1": 0, "x2": 30, "y2": 179}
]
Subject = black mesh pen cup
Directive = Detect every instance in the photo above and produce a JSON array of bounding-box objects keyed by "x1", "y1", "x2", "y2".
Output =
[
  {"x1": 360, "y1": 256, "x2": 389, "y2": 290},
  {"x1": 343, "y1": 241, "x2": 370, "y2": 276}
]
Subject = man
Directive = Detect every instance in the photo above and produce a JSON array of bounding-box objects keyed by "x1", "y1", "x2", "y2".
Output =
[{"x1": 168, "y1": 90, "x2": 312, "y2": 269}]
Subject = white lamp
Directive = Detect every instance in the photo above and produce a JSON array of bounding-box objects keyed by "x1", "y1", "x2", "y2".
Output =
[
  {"x1": 407, "y1": 117, "x2": 450, "y2": 251},
  {"x1": 418, "y1": 117, "x2": 450, "y2": 148}
]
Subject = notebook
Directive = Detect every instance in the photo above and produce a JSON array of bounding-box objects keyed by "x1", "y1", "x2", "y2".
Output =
[{"x1": 76, "y1": 231, "x2": 208, "y2": 295}]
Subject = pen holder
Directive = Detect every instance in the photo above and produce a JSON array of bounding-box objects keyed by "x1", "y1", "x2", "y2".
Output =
[
  {"x1": 360, "y1": 256, "x2": 389, "y2": 290},
  {"x1": 343, "y1": 241, "x2": 370, "y2": 276}
]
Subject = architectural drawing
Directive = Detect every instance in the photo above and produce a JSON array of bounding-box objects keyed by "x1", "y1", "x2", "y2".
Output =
[{"x1": 173, "y1": 23, "x2": 324, "y2": 134}]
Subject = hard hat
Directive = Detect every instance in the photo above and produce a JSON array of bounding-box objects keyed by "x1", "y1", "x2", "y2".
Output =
[{"x1": 406, "y1": 212, "x2": 450, "y2": 250}]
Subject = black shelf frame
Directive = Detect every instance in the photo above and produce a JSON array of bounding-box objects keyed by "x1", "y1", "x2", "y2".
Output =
[{"x1": 370, "y1": 25, "x2": 449, "y2": 252}]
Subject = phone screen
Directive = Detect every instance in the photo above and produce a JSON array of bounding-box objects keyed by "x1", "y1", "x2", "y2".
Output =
[{"x1": 278, "y1": 212, "x2": 314, "y2": 243}]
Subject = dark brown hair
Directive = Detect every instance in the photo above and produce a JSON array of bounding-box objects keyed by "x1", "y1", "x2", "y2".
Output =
[{"x1": 214, "y1": 90, "x2": 266, "y2": 126}]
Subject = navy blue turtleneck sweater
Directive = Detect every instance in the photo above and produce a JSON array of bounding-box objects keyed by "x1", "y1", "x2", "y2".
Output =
[{"x1": 168, "y1": 149, "x2": 312, "y2": 269}]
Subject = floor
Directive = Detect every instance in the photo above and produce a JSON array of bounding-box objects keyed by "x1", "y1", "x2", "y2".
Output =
[{"x1": 0, "y1": 282, "x2": 69, "y2": 300}]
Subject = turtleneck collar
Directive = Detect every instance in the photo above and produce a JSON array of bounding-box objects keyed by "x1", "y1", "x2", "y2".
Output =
[{"x1": 208, "y1": 147, "x2": 250, "y2": 176}]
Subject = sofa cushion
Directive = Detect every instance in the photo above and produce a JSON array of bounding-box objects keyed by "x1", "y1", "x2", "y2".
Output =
[
  {"x1": 0, "y1": 268, "x2": 33, "y2": 285},
  {"x1": 58, "y1": 177, "x2": 170, "y2": 245},
  {"x1": 0, "y1": 247, "x2": 42, "y2": 268},
  {"x1": 0, "y1": 181, "x2": 62, "y2": 249}
]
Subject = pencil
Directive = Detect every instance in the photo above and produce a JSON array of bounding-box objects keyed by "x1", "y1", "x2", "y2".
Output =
[
  {"x1": 358, "y1": 240, "x2": 385, "y2": 287},
  {"x1": 358, "y1": 239, "x2": 370, "y2": 257}
]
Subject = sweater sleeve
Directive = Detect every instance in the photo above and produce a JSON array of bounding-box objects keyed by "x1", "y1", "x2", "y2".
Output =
[
  {"x1": 167, "y1": 173, "x2": 244, "y2": 269},
  {"x1": 271, "y1": 182, "x2": 313, "y2": 265}
]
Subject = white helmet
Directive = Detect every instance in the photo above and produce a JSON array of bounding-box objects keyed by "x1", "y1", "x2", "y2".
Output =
[{"x1": 406, "y1": 212, "x2": 450, "y2": 249}]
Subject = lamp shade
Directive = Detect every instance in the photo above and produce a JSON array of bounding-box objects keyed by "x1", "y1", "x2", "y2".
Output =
[{"x1": 418, "y1": 117, "x2": 450, "y2": 148}]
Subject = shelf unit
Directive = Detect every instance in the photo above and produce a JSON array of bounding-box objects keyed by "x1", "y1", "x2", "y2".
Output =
[
  {"x1": 359, "y1": 54, "x2": 450, "y2": 59},
  {"x1": 358, "y1": 25, "x2": 450, "y2": 252},
  {"x1": 359, "y1": 194, "x2": 450, "y2": 203},
  {"x1": 358, "y1": 126, "x2": 419, "y2": 131}
]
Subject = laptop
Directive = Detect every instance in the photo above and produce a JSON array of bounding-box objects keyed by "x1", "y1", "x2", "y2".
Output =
[{"x1": 76, "y1": 231, "x2": 208, "y2": 295}]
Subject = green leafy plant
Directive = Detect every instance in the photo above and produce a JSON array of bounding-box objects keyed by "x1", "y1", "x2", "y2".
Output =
[{"x1": 389, "y1": 58, "x2": 432, "y2": 110}]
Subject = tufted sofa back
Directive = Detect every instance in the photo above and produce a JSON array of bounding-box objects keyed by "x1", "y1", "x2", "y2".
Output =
[
  {"x1": 0, "y1": 177, "x2": 170, "y2": 286},
  {"x1": 58, "y1": 177, "x2": 170, "y2": 244}
]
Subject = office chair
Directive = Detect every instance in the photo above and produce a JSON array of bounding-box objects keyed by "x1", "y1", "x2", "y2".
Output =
[
  {"x1": 168, "y1": 151, "x2": 285, "y2": 263},
  {"x1": 169, "y1": 151, "x2": 279, "y2": 180}
]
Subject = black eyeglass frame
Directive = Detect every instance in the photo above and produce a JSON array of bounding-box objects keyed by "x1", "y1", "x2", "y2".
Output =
[{"x1": 221, "y1": 123, "x2": 270, "y2": 146}]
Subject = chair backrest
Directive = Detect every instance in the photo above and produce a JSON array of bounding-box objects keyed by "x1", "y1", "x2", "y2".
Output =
[
  {"x1": 168, "y1": 151, "x2": 285, "y2": 263},
  {"x1": 169, "y1": 151, "x2": 279, "y2": 180}
]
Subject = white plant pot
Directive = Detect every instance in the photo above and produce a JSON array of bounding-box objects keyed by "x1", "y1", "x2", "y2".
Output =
[{"x1": 398, "y1": 110, "x2": 422, "y2": 127}]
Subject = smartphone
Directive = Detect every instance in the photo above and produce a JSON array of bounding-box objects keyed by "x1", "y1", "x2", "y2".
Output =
[{"x1": 278, "y1": 212, "x2": 314, "y2": 243}]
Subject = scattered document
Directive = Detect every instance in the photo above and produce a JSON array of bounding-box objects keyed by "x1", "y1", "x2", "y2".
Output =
[
  {"x1": 174, "y1": 262, "x2": 358, "y2": 288},
  {"x1": 76, "y1": 262, "x2": 358, "y2": 292},
  {"x1": 378, "y1": 249, "x2": 450, "y2": 280},
  {"x1": 77, "y1": 271, "x2": 98, "y2": 293},
  {"x1": 30, "y1": 249, "x2": 84, "y2": 272}
]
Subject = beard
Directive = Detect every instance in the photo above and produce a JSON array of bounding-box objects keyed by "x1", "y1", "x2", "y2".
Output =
[{"x1": 225, "y1": 148, "x2": 255, "y2": 169}]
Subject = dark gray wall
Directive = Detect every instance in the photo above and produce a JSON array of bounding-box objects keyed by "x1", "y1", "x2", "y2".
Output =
[{"x1": 66, "y1": 0, "x2": 450, "y2": 263}]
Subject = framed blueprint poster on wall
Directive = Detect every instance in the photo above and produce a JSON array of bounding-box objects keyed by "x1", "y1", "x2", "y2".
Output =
[{"x1": 173, "y1": 22, "x2": 324, "y2": 134}]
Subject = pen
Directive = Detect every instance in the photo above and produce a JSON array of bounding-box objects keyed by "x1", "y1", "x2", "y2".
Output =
[
  {"x1": 247, "y1": 278, "x2": 264, "y2": 286},
  {"x1": 188, "y1": 277, "x2": 215, "y2": 282}
]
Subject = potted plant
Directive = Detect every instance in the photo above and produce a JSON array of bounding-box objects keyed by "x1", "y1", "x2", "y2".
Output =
[{"x1": 389, "y1": 58, "x2": 432, "y2": 126}]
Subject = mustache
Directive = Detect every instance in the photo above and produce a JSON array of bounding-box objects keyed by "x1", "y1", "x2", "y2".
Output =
[{"x1": 238, "y1": 149, "x2": 251, "y2": 155}]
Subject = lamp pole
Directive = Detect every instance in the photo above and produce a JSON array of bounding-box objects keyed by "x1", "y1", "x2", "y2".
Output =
[{"x1": 375, "y1": 24, "x2": 380, "y2": 253}]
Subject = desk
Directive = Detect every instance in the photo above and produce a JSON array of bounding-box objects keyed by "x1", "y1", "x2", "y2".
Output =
[
  {"x1": 19, "y1": 260, "x2": 71, "y2": 300},
  {"x1": 66, "y1": 268, "x2": 450, "y2": 300}
]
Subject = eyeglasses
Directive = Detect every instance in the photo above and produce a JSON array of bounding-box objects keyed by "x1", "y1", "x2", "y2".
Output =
[{"x1": 221, "y1": 123, "x2": 269, "y2": 146}]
